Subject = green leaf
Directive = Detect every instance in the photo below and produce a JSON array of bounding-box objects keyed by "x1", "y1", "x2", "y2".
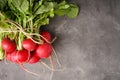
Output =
[
  {"x1": 10, "y1": 0, "x2": 22, "y2": 10},
  {"x1": 20, "y1": 0, "x2": 29, "y2": 13},
  {"x1": 35, "y1": 2, "x2": 54, "y2": 14},
  {"x1": 33, "y1": 13, "x2": 50, "y2": 27},
  {"x1": 8, "y1": 0, "x2": 29, "y2": 14},
  {"x1": 49, "y1": 9, "x2": 54, "y2": 17},
  {"x1": 55, "y1": 9, "x2": 69, "y2": 16},
  {"x1": 42, "y1": 18, "x2": 49, "y2": 25},
  {"x1": 58, "y1": 0, "x2": 66, "y2": 7},
  {"x1": 33, "y1": 0, "x2": 43, "y2": 13},
  {"x1": 55, "y1": 1, "x2": 79, "y2": 18},
  {"x1": 58, "y1": 1, "x2": 70, "y2": 9},
  {"x1": 66, "y1": 4, "x2": 79, "y2": 18}
]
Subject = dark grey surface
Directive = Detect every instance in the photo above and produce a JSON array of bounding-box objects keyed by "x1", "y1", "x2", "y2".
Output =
[{"x1": 1, "y1": 0, "x2": 120, "y2": 80}]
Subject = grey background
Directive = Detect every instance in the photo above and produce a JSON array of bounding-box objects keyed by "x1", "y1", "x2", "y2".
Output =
[{"x1": 0, "y1": 0, "x2": 120, "y2": 80}]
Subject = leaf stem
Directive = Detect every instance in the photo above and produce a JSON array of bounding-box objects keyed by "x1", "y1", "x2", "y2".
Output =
[
  {"x1": 30, "y1": 19, "x2": 33, "y2": 32},
  {"x1": 23, "y1": 15, "x2": 27, "y2": 28}
]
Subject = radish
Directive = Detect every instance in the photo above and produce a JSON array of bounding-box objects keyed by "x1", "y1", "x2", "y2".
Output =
[
  {"x1": 22, "y1": 39, "x2": 37, "y2": 51},
  {"x1": 41, "y1": 31, "x2": 52, "y2": 43},
  {"x1": 6, "y1": 52, "x2": 12, "y2": 61},
  {"x1": 11, "y1": 50, "x2": 19, "y2": 63},
  {"x1": 11, "y1": 50, "x2": 30, "y2": 64},
  {"x1": 36, "y1": 43, "x2": 52, "y2": 58},
  {"x1": 28, "y1": 52, "x2": 40, "y2": 64},
  {"x1": 1, "y1": 38, "x2": 16, "y2": 52},
  {"x1": 16, "y1": 50, "x2": 30, "y2": 63}
]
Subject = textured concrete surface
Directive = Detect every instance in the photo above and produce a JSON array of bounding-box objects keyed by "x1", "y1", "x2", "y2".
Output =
[{"x1": 1, "y1": 0, "x2": 120, "y2": 80}]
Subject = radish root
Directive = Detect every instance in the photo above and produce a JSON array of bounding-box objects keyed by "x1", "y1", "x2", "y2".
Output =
[
  {"x1": 40, "y1": 61, "x2": 52, "y2": 70},
  {"x1": 19, "y1": 64, "x2": 40, "y2": 77},
  {"x1": 49, "y1": 55, "x2": 54, "y2": 80},
  {"x1": 51, "y1": 37, "x2": 57, "y2": 44},
  {"x1": 40, "y1": 61, "x2": 64, "y2": 71},
  {"x1": 52, "y1": 47, "x2": 61, "y2": 67}
]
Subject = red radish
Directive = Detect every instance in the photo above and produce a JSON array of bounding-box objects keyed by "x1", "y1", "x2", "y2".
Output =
[
  {"x1": 6, "y1": 52, "x2": 12, "y2": 61},
  {"x1": 16, "y1": 50, "x2": 30, "y2": 63},
  {"x1": 28, "y1": 52, "x2": 40, "y2": 64},
  {"x1": 36, "y1": 43, "x2": 52, "y2": 58},
  {"x1": 6, "y1": 53, "x2": 11, "y2": 61},
  {"x1": 22, "y1": 39, "x2": 37, "y2": 51},
  {"x1": 10, "y1": 50, "x2": 29, "y2": 64},
  {"x1": 1, "y1": 38, "x2": 16, "y2": 52},
  {"x1": 41, "y1": 31, "x2": 52, "y2": 43},
  {"x1": 11, "y1": 50, "x2": 19, "y2": 63}
]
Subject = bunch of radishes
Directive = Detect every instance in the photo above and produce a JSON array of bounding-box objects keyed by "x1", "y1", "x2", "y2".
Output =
[{"x1": 1, "y1": 31, "x2": 53, "y2": 64}]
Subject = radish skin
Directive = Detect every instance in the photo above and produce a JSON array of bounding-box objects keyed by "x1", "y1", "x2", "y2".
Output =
[
  {"x1": 16, "y1": 50, "x2": 30, "y2": 64},
  {"x1": 2, "y1": 38, "x2": 16, "y2": 52},
  {"x1": 22, "y1": 39, "x2": 37, "y2": 51},
  {"x1": 36, "y1": 43, "x2": 52, "y2": 58},
  {"x1": 41, "y1": 31, "x2": 52, "y2": 43},
  {"x1": 11, "y1": 50, "x2": 19, "y2": 63},
  {"x1": 28, "y1": 52, "x2": 40, "y2": 64}
]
